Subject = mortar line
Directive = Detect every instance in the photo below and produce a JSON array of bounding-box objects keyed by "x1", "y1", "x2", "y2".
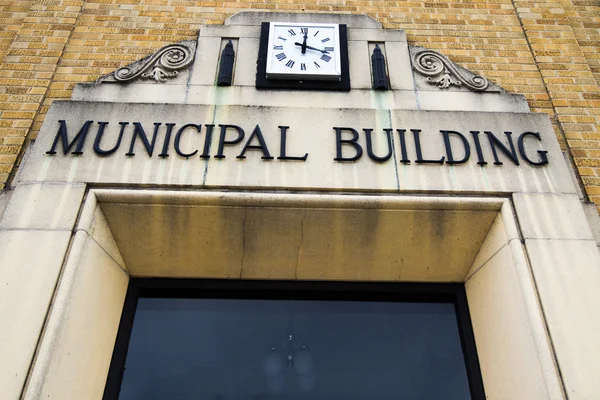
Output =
[
  {"x1": 508, "y1": 0, "x2": 587, "y2": 204},
  {"x1": 18, "y1": 182, "x2": 90, "y2": 399},
  {"x1": 507, "y1": 182, "x2": 568, "y2": 398},
  {"x1": 7, "y1": 0, "x2": 87, "y2": 189}
]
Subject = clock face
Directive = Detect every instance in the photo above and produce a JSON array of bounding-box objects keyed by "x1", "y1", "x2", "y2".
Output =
[{"x1": 266, "y1": 22, "x2": 342, "y2": 81}]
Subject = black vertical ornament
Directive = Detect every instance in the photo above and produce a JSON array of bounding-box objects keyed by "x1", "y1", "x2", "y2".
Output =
[
  {"x1": 371, "y1": 44, "x2": 389, "y2": 90},
  {"x1": 217, "y1": 40, "x2": 235, "y2": 86}
]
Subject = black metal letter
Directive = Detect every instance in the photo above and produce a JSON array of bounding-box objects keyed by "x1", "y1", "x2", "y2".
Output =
[
  {"x1": 334, "y1": 127, "x2": 363, "y2": 161},
  {"x1": 125, "y1": 122, "x2": 161, "y2": 157},
  {"x1": 94, "y1": 122, "x2": 128, "y2": 156},
  {"x1": 215, "y1": 124, "x2": 244, "y2": 159},
  {"x1": 237, "y1": 125, "x2": 274, "y2": 159},
  {"x1": 200, "y1": 124, "x2": 214, "y2": 159},
  {"x1": 46, "y1": 120, "x2": 93, "y2": 155},
  {"x1": 371, "y1": 44, "x2": 389, "y2": 90},
  {"x1": 174, "y1": 124, "x2": 200, "y2": 158},
  {"x1": 485, "y1": 131, "x2": 519, "y2": 165},
  {"x1": 396, "y1": 129, "x2": 410, "y2": 164},
  {"x1": 364, "y1": 128, "x2": 392, "y2": 162},
  {"x1": 217, "y1": 40, "x2": 235, "y2": 86},
  {"x1": 470, "y1": 131, "x2": 487, "y2": 165},
  {"x1": 413, "y1": 129, "x2": 445, "y2": 164},
  {"x1": 277, "y1": 126, "x2": 308, "y2": 161},
  {"x1": 158, "y1": 123, "x2": 176, "y2": 158},
  {"x1": 518, "y1": 132, "x2": 549, "y2": 166},
  {"x1": 441, "y1": 130, "x2": 471, "y2": 164}
]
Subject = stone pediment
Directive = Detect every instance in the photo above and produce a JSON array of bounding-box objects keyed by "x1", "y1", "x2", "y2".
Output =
[{"x1": 77, "y1": 12, "x2": 525, "y2": 113}]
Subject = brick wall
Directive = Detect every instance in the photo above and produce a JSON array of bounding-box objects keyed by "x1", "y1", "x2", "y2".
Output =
[
  {"x1": 0, "y1": 0, "x2": 82, "y2": 185},
  {"x1": 0, "y1": 0, "x2": 599, "y2": 210}
]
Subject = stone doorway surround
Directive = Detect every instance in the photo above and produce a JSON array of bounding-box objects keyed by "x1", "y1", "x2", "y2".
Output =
[{"x1": 7, "y1": 189, "x2": 568, "y2": 399}]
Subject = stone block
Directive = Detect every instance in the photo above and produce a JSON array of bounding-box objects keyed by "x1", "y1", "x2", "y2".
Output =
[
  {"x1": 71, "y1": 82, "x2": 188, "y2": 104},
  {"x1": 88, "y1": 203, "x2": 126, "y2": 270},
  {"x1": 224, "y1": 12, "x2": 382, "y2": 29},
  {"x1": 0, "y1": 229, "x2": 72, "y2": 400},
  {"x1": 347, "y1": 28, "x2": 406, "y2": 42},
  {"x1": 185, "y1": 85, "x2": 418, "y2": 109},
  {"x1": 417, "y1": 91, "x2": 530, "y2": 113},
  {"x1": 513, "y1": 193, "x2": 594, "y2": 240},
  {"x1": 348, "y1": 39, "x2": 371, "y2": 89},
  {"x1": 466, "y1": 242, "x2": 564, "y2": 400},
  {"x1": 20, "y1": 102, "x2": 573, "y2": 197},
  {"x1": 23, "y1": 232, "x2": 128, "y2": 399},
  {"x1": 465, "y1": 208, "x2": 514, "y2": 279},
  {"x1": 0, "y1": 188, "x2": 12, "y2": 222},
  {"x1": 581, "y1": 201, "x2": 600, "y2": 246},
  {"x1": 524, "y1": 238, "x2": 600, "y2": 400},
  {"x1": 233, "y1": 37, "x2": 259, "y2": 87},
  {"x1": 98, "y1": 193, "x2": 496, "y2": 282},
  {"x1": 0, "y1": 182, "x2": 85, "y2": 230},
  {"x1": 189, "y1": 36, "x2": 221, "y2": 86},
  {"x1": 203, "y1": 106, "x2": 400, "y2": 191},
  {"x1": 389, "y1": 109, "x2": 574, "y2": 195},
  {"x1": 386, "y1": 40, "x2": 415, "y2": 91}
]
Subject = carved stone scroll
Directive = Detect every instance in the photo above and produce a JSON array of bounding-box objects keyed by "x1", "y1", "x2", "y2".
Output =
[
  {"x1": 110, "y1": 42, "x2": 195, "y2": 83},
  {"x1": 411, "y1": 48, "x2": 489, "y2": 92}
]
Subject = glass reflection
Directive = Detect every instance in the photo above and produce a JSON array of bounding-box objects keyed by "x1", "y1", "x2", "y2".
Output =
[{"x1": 119, "y1": 298, "x2": 471, "y2": 399}]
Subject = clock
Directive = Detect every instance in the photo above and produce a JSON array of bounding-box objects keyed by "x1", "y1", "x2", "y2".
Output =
[
  {"x1": 266, "y1": 22, "x2": 341, "y2": 81},
  {"x1": 256, "y1": 21, "x2": 350, "y2": 91}
]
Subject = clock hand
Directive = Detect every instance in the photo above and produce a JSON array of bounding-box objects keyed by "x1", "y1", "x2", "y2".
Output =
[
  {"x1": 301, "y1": 30, "x2": 308, "y2": 54},
  {"x1": 294, "y1": 43, "x2": 329, "y2": 54},
  {"x1": 304, "y1": 44, "x2": 329, "y2": 54}
]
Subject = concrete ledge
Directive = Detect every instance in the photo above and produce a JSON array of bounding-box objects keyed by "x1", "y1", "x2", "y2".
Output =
[
  {"x1": 92, "y1": 189, "x2": 506, "y2": 211},
  {"x1": 225, "y1": 11, "x2": 382, "y2": 28},
  {"x1": 417, "y1": 91, "x2": 530, "y2": 113}
]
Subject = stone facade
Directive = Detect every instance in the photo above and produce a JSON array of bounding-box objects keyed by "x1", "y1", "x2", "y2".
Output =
[
  {"x1": 0, "y1": 1, "x2": 599, "y2": 212},
  {"x1": 1, "y1": 4, "x2": 600, "y2": 400}
]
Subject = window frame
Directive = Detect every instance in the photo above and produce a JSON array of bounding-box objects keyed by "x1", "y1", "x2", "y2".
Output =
[{"x1": 102, "y1": 278, "x2": 486, "y2": 400}]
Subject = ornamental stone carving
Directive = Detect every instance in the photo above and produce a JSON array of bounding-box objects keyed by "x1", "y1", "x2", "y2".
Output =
[
  {"x1": 100, "y1": 41, "x2": 196, "y2": 83},
  {"x1": 410, "y1": 47, "x2": 490, "y2": 92}
]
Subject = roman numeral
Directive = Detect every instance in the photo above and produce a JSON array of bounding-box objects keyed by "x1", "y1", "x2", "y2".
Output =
[
  {"x1": 276, "y1": 52, "x2": 286, "y2": 61},
  {"x1": 274, "y1": 45, "x2": 283, "y2": 50},
  {"x1": 300, "y1": 27, "x2": 308, "y2": 34},
  {"x1": 321, "y1": 37, "x2": 330, "y2": 43},
  {"x1": 278, "y1": 36, "x2": 287, "y2": 41},
  {"x1": 320, "y1": 54, "x2": 331, "y2": 62},
  {"x1": 288, "y1": 29, "x2": 296, "y2": 36},
  {"x1": 301, "y1": 63, "x2": 306, "y2": 70},
  {"x1": 314, "y1": 61, "x2": 321, "y2": 68},
  {"x1": 324, "y1": 47, "x2": 334, "y2": 52},
  {"x1": 285, "y1": 59, "x2": 295, "y2": 68},
  {"x1": 314, "y1": 30, "x2": 319, "y2": 36}
]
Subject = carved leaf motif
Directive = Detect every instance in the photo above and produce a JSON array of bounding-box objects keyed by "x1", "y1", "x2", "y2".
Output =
[
  {"x1": 412, "y1": 48, "x2": 488, "y2": 92},
  {"x1": 427, "y1": 71, "x2": 461, "y2": 89},
  {"x1": 142, "y1": 67, "x2": 178, "y2": 83}
]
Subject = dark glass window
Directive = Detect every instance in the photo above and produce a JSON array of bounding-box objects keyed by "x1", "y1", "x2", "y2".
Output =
[{"x1": 104, "y1": 280, "x2": 484, "y2": 400}]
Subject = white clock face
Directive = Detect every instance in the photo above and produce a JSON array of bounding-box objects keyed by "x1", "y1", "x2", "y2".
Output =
[{"x1": 266, "y1": 22, "x2": 342, "y2": 80}]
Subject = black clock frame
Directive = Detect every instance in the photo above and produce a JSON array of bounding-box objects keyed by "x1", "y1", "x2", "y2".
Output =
[{"x1": 256, "y1": 22, "x2": 351, "y2": 91}]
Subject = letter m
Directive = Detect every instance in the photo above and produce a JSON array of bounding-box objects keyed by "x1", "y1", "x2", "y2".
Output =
[{"x1": 46, "y1": 120, "x2": 93, "y2": 155}]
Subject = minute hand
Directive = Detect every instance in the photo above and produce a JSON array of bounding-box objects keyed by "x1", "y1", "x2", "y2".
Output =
[{"x1": 294, "y1": 42, "x2": 329, "y2": 54}]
